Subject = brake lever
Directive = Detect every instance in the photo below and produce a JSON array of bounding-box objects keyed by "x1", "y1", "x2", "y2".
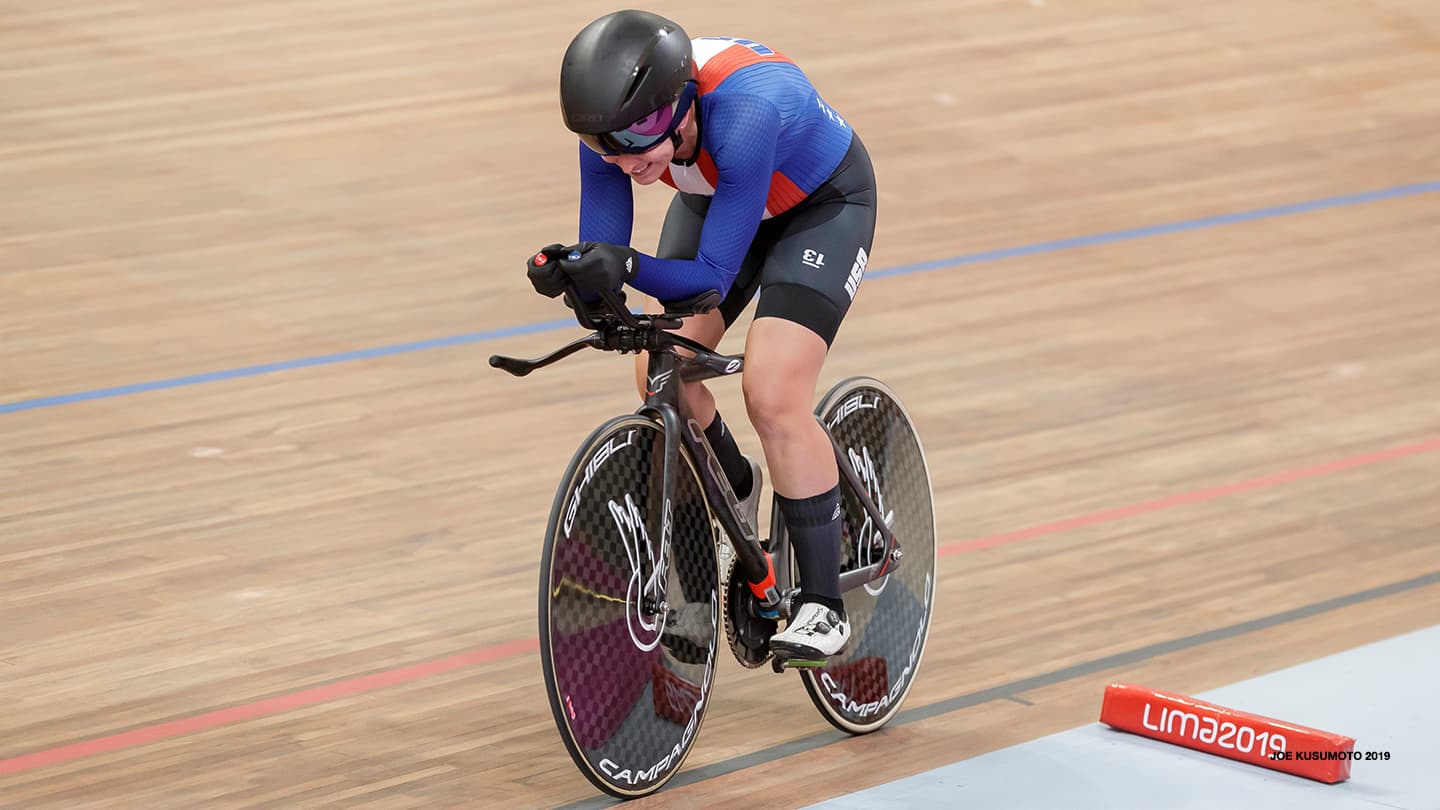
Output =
[
  {"x1": 489, "y1": 332, "x2": 605, "y2": 377},
  {"x1": 488, "y1": 354, "x2": 536, "y2": 377}
]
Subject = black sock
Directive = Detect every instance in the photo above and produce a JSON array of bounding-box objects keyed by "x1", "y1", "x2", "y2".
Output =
[
  {"x1": 703, "y1": 411, "x2": 753, "y2": 500},
  {"x1": 776, "y1": 484, "x2": 845, "y2": 616}
]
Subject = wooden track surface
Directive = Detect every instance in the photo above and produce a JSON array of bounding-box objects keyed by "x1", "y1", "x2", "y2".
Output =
[{"x1": 2, "y1": 1, "x2": 1438, "y2": 807}]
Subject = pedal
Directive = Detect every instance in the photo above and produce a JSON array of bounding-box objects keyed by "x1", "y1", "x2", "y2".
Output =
[{"x1": 770, "y1": 651, "x2": 829, "y2": 673}]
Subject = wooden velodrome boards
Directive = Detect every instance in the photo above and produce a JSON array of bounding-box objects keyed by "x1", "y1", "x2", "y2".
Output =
[{"x1": 2, "y1": 1, "x2": 1437, "y2": 806}]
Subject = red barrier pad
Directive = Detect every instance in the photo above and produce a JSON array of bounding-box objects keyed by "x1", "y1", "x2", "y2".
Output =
[{"x1": 1100, "y1": 682, "x2": 1355, "y2": 783}]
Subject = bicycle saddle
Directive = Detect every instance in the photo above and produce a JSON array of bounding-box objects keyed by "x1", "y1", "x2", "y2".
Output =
[{"x1": 660, "y1": 290, "x2": 722, "y2": 317}]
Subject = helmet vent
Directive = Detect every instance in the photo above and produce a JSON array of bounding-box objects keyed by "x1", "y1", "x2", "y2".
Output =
[{"x1": 621, "y1": 66, "x2": 651, "y2": 105}]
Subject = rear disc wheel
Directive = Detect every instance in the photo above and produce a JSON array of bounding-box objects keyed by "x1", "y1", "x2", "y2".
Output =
[{"x1": 793, "y1": 378, "x2": 938, "y2": 734}]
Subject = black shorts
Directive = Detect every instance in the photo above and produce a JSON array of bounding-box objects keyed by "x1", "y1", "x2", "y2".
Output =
[{"x1": 654, "y1": 133, "x2": 877, "y2": 347}]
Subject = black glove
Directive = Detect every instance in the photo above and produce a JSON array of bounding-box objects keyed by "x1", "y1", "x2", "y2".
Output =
[
  {"x1": 525, "y1": 243, "x2": 569, "y2": 298},
  {"x1": 558, "y1": 241, "x2": 639, "y2": 297}
]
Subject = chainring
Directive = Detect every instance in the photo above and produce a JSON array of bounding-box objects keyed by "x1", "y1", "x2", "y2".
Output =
[{"x1": 719, "y1": 536, "x2": 777, "y2": 668}]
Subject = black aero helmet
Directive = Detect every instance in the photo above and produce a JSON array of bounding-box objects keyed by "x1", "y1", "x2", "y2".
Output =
[{"x1": 560, "y1": 10, "x2": 697, "y2": 155}]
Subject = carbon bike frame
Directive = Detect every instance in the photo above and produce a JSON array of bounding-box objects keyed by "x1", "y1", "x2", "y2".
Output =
[{"x1": 490, "y1": 287, "x2": 902, "y2": 613}]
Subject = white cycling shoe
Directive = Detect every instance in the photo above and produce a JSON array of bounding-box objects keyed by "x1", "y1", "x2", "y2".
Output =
[{"x1": 769, "y1": 601, "x2": 850, "y2": 660}]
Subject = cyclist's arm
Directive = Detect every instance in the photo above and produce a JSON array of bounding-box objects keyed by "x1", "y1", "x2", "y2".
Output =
[
  {"x1": 577, "y1": 143, "x2": 635, "y2": 245},
  {"x1": 627, "y1": 95, "x2": 780, "y2": 301}
]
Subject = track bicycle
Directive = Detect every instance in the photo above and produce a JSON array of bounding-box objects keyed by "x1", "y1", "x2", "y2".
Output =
[{"x1": 490, "y1": 286, "x2": 937, "y2": 799}]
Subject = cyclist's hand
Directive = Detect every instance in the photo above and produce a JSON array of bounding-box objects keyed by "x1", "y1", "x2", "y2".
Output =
[
  {"x1": 559, "y1": 241, "x2": 638, "y2": 297},
  {"x1": 563, "y1": 288, "x2": 625, "y2": 315},
  {"x1": 525, "y1": 243, "x2": 569, "y2": 298}
]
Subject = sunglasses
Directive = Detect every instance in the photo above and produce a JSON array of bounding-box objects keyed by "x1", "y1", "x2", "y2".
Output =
[{"x1": 577, "y1": 81, "x2": 698, "y2": 156}]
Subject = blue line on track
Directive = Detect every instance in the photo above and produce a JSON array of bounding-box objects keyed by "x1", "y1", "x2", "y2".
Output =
[{"x1": 4, "y1": 181, "x2": 1436, "y2": 415}]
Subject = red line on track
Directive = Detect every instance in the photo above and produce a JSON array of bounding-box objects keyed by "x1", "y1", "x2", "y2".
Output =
[
  {"x1": 941, "y1": 438, "x2": 1440, "y2": 556},
  {"x1": 4, "y1": 439, "x2": 1436, "y2": 776},
  {"x1": 0, "y1": 638, "x2": 539, "y2": 776}
]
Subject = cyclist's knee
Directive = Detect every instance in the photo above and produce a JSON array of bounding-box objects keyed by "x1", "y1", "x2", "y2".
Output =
[
  {"x1": 742, "y1": 376, "x2": 811, "y2": 441},
  {"x1": 741, "y1": 317, "x2": 827, "y2": 439}
]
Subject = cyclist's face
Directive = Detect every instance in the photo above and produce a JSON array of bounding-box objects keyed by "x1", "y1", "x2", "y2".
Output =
[{"x1": 601, "y1": 109, "x2": 694, "y2": 185}]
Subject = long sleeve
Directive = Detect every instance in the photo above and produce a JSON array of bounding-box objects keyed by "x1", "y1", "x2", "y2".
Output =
[
  {"x1": 577, "y1": 142, "x2": 634, "y2": 246},
  {"x1": 627, "y1": 94, "x2": 780, "y2": 301}
]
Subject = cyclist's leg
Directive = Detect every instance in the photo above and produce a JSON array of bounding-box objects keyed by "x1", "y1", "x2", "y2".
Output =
[{"x1": 743, "y1": 134, "x2": 877, "y2": 657}]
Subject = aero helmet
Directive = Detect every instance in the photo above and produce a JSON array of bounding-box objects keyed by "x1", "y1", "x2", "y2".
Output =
[{"x1": 559, "y1": 10, "x2": 697, "y2": 154}]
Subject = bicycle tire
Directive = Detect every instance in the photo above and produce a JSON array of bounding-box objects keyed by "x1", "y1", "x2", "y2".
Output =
[
  {"x1": 537, "y1": 414, "x2": 721, "y2": 798},
  {"x1": 786, "y1": 377, "x2": 938, "y2": 734}
]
